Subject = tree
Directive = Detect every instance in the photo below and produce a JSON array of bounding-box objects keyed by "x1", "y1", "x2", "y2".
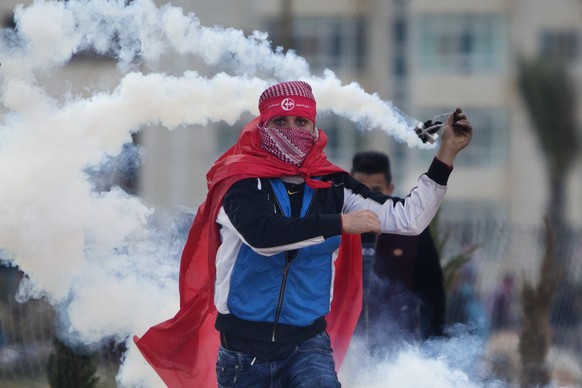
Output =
[
  {"x1": 517, "y1": 58, "x2": 579, "y2": 388},
  {"x1": 47, "y1": 337, "x2": 99, "y2": 388},
  {"x1": 517, "y1": 57, "x2": 579, "y2": 230},
  {"x1": 518, "y1": 218, "x2": 561, "y2": 388},
  {"x1": 279, "y1": 0, "x2": 293, "y2": 50}
]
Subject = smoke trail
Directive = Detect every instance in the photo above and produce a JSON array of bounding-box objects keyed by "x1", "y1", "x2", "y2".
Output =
[
  {"x1": 0, "y1": 0, "x2": 440, "y2": 387},
  {"x1": 3, "y1": 0, "x2": 424, "y2": 142}
]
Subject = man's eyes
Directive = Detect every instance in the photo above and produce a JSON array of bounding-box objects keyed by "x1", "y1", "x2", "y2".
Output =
[
  {"x1": 272, "y1": 118, "x2": 308, "y2": 126},
  {"x1": 273, "y1": 118, "x2": 287, "y2": 125}
]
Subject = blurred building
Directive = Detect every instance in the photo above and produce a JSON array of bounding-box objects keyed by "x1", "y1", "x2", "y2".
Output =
[
  {"x1": 1, "y1": 0, "x2": 581, "y2": 228},
  {"x1": 145, "y1": 0, "x2": 582, "y2": 229}
]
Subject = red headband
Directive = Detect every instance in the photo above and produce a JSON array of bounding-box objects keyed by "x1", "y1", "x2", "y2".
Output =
[{"x1": 258, "y1": 81, "x2": 317, "y2": 125}]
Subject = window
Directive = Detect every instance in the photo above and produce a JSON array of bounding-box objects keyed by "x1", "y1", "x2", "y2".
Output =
[
  {"x1": 539, "y1": 30, "x2": 580, "y2": 62},
  {"x1": 418, "y1": 14, "x2": 507, "y2": 73},
  {"x1": 216, "y1": 114, "x2": 254, "y2": 153},
  {"x1": 407, "y1": 107, "x2": 508, "y2": 168},
  {"x1": 313, "y1": 114, "x2": 364, "y2": 166},
  {"x1": 453, "y1": 108, "x2": 508, "y2": 167},
  {"x1": 393, "y1": 18, "x2": 407, "y2": 44},
  {"x1": 391, "y1": 12, "x2": 410, "y2": 109},
  {"x1": 267, "y1": 16, "x2": 367, "y2": 74}
]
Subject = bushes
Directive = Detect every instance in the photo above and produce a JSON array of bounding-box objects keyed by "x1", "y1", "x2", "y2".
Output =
[{"x1": 47, "y1": 337, "x2": 99, "y2": 388}]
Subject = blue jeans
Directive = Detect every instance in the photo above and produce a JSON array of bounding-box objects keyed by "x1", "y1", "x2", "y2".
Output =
[{"x1": 216, "y1": 331, "x2": 341, "y2": 388}]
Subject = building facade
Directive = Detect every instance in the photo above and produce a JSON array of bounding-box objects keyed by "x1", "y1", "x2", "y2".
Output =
[
  {"x1": 147, "y1": 0, "x2": 582, "y2": 228},
  {"x1": 1, "y1": 0, "x2": 581, "y2": 227}
]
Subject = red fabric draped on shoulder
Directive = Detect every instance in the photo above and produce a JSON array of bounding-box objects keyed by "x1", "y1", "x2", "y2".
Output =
[{"x1": 134, "y1": 117, "x2": 362, "y2": 388}]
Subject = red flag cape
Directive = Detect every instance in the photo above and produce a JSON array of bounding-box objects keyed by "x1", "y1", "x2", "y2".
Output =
[{"x1": 134, "y1": 117, "x2": 362, "y2": 388}]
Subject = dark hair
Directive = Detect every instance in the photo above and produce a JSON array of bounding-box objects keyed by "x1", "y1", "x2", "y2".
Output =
[{"x1": 351, "y1": 151, "x2": 392, "y2": 185}]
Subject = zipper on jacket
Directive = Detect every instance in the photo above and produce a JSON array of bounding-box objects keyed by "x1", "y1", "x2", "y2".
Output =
[
  {"x1": 270, "y1": 180, "x2": 319, "y2": 342},
  {"x1": 272, "y1": 256, "x2": 291, "y2": 342},
  {"x1": 269, "y1": 184, "x2": 291, "y2": 342}
]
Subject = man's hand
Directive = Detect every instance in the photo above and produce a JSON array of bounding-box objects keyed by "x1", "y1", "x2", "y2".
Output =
[
  {"x1": 341, "y1": 210, "x2": 381, "y2": 234},
  {"x1": 436, "y1": 107, "x2": 473, "y2": 166}
]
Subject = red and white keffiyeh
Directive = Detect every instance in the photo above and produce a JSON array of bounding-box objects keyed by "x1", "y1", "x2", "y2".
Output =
[
  {"x1": 258, "y1": 123, "x2": 316, "y2": 166},
  {"x1": 258, "y1": 80, "x2": 317, "y2": 125}
]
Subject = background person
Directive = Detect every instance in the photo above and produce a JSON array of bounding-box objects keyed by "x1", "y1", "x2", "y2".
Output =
[
  {"x1": 447, "y1": 261, "x2": 490, "y2": 338},
  {"x1": 351, "y1": 151, "x2": 446, "y2": 354}
]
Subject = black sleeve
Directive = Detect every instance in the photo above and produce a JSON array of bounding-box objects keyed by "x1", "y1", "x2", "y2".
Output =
[
  {"x1": 426, "y1": 157, "x2": 453, "y2": 186},
  {"x1": 222, "y1": 178, "x2": 342, "y2": 249},
  {"x1": 413, "y1": 228, "x2": 446, "y2": 338}
]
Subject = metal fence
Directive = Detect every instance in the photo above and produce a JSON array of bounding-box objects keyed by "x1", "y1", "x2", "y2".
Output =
[
  {"x1": 0, "y1": 272, "x2": 123, "y2": 387},
  {"x1": 0, "y1": 221, "x2": 581, "y2": 387}
]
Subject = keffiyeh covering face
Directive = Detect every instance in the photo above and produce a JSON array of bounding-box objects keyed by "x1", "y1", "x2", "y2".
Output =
[
  {"x1": 258, "y1": 122, "x2": 316, "y2": 166},
  {"x1": 257, "y1": 80, "x2": 319, "y2": 166}
]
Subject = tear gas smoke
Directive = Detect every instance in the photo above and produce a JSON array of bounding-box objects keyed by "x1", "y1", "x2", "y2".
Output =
[
  {"x1": 340, "y1": 331, "x2": 506, "y2": 388},
  {"x1": 0, "y1": 1, "x2": 476, "y2": 387}
]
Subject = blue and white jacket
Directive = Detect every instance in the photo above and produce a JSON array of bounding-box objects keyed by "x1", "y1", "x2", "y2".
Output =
[{"x1": 214, "y1": 158, "x2": 451, "y2": 344}]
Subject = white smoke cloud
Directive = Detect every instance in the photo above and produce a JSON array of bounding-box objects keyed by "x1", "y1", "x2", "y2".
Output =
[
  {"x1": 340, "y1": 330, "x2": 507, "y2": 388},
  {"x1": 0, "y1": 1, "x2": 449, "y2": 387}
]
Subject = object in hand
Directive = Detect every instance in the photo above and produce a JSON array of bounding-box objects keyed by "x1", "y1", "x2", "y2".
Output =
[{"x1": 413, "y1": 112, "x2": 451, "y2": 144}]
